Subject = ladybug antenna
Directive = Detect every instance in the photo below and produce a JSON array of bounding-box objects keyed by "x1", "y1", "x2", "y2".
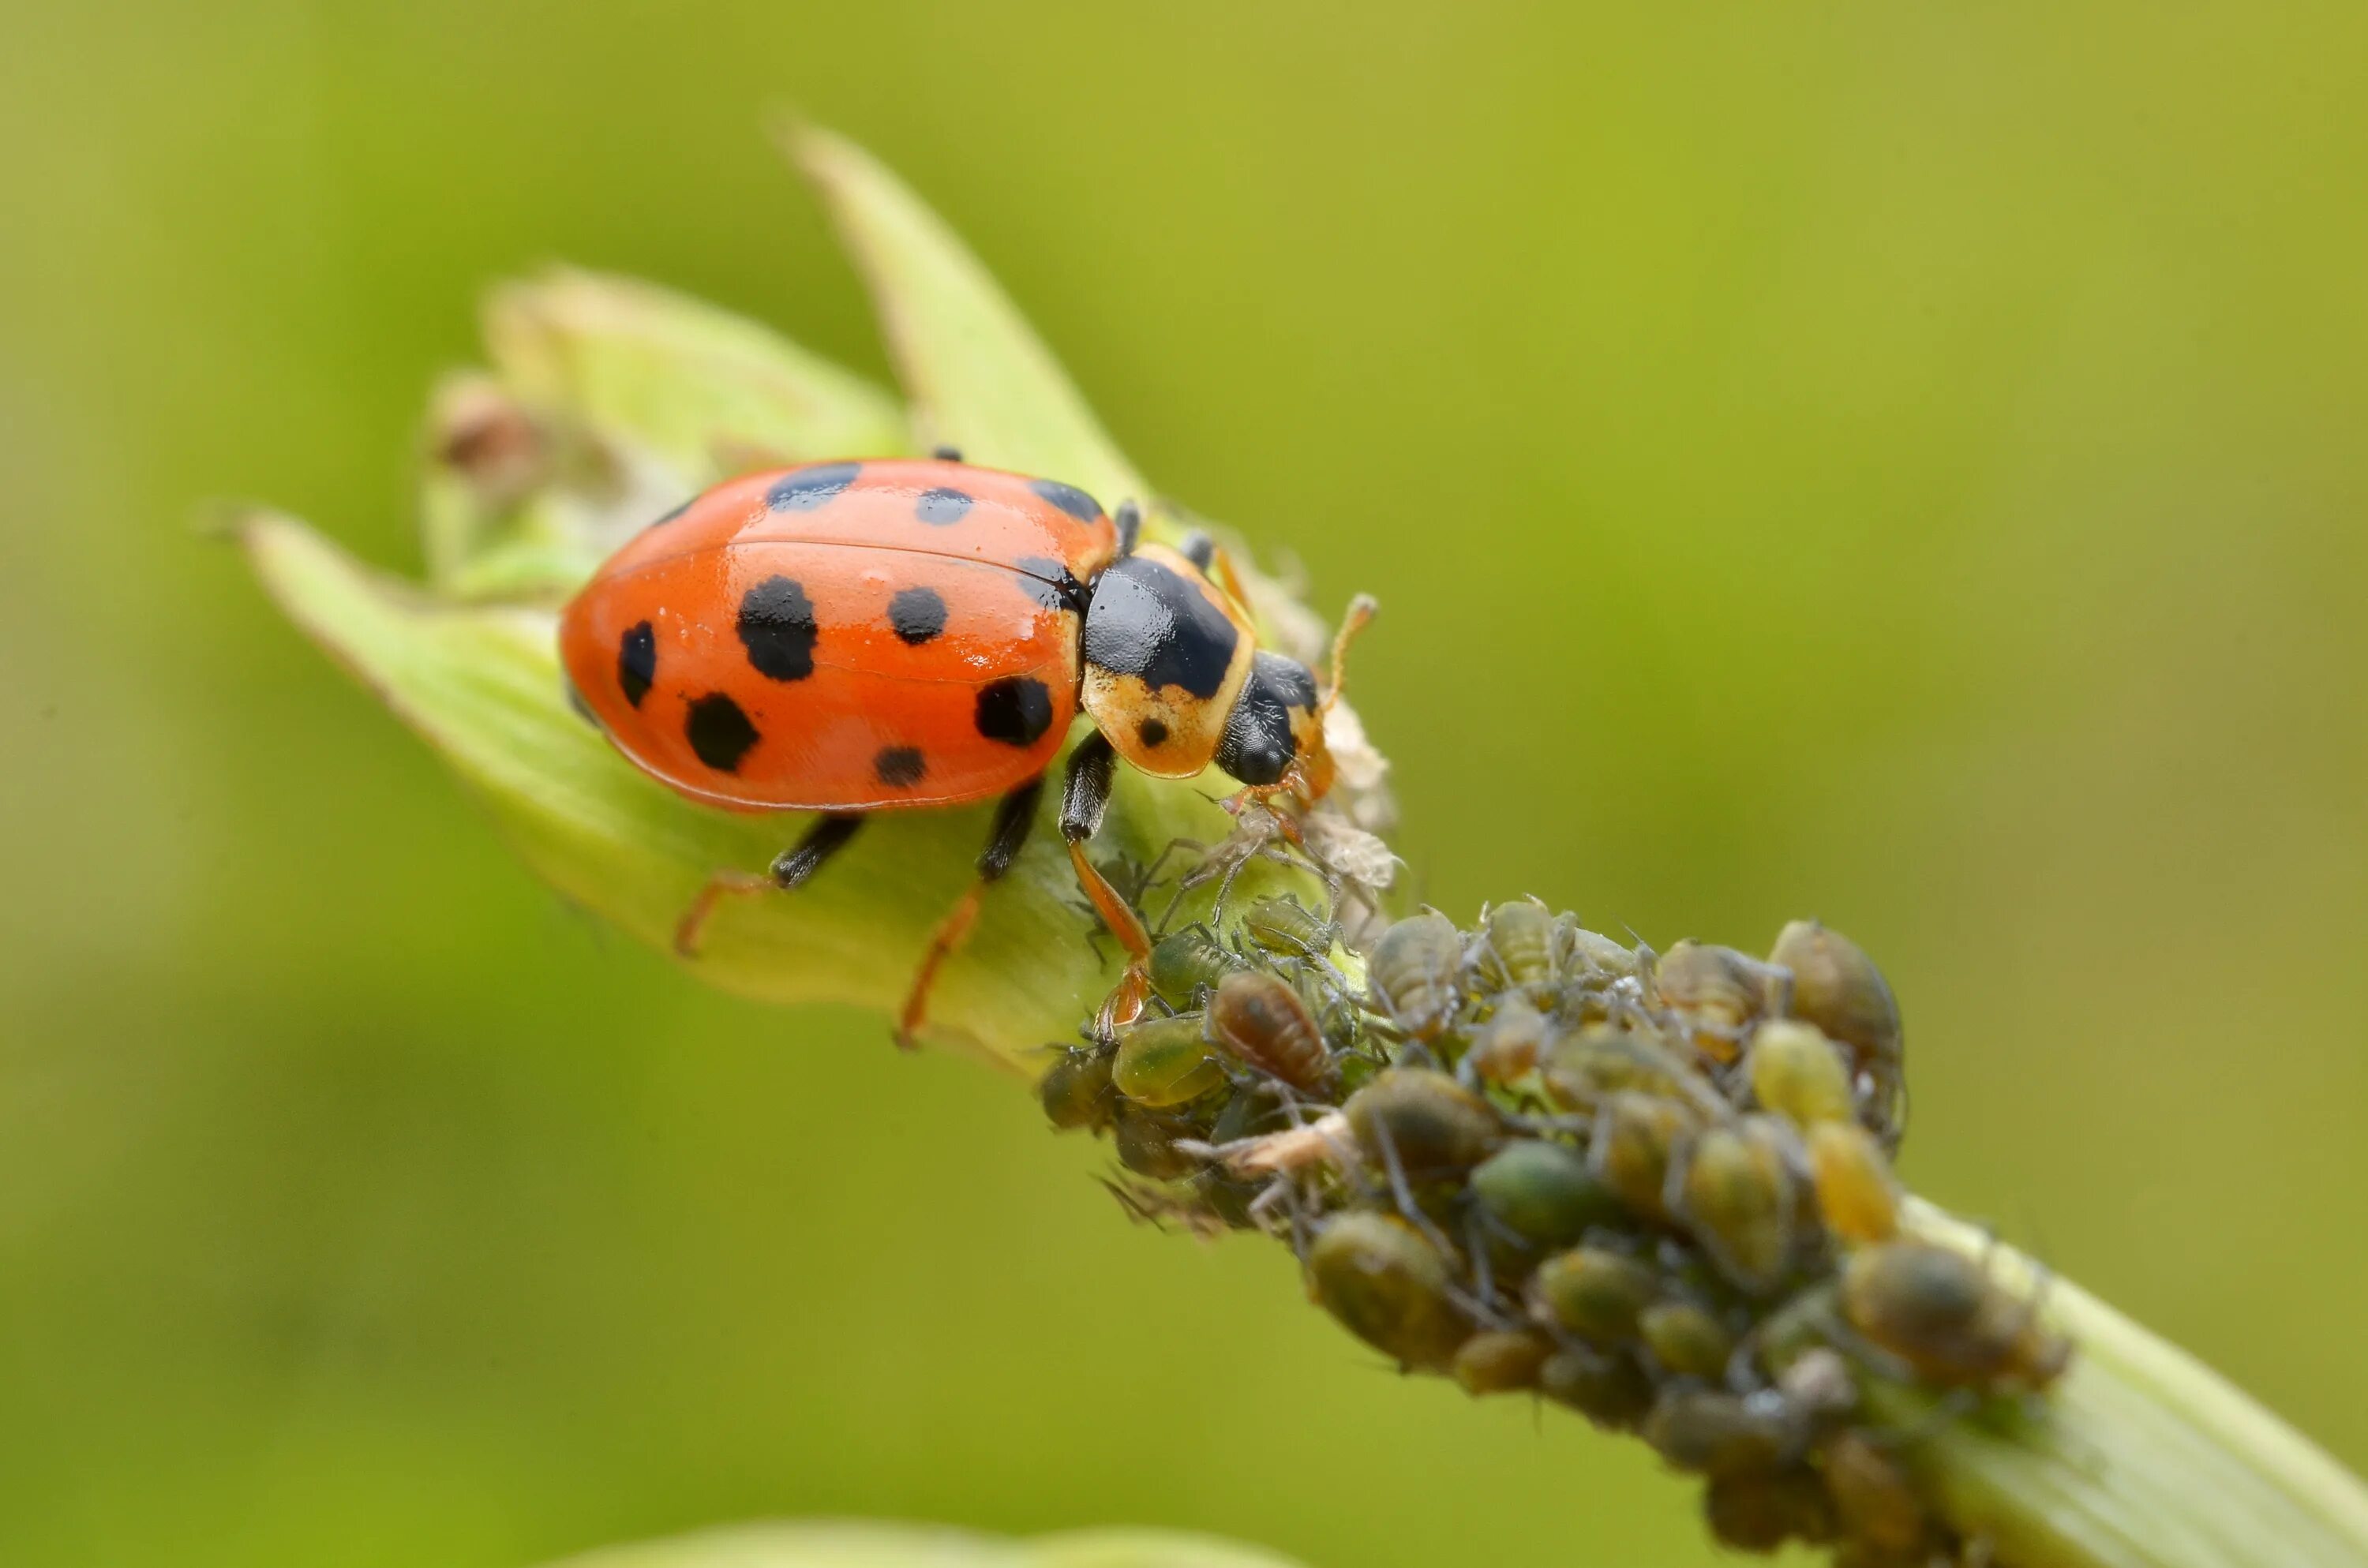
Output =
[
  {"x1": 1114, "y1": 500, "x2": 1142, "y2": 557},
  {"x1": 1319, "y1": 593, "x2": 1379, "y2": 717}
]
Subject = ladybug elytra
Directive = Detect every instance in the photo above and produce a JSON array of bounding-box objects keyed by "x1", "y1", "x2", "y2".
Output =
[{"x1": 559, "y1": 455, "x2": 1363, "y2": 1045}]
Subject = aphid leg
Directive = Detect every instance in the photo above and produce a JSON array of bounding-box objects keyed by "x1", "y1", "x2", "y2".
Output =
[
  {"x1": 1060, "y1": 734, "x2": 1155, "y2": 1036},
  {"x1": 673, "y1": 813, "x2": 864, "y2": 956},
  {"x1": 894, "y1": 778, "x2": 1045, "y2": 1050},
  {"x1": 1366, "y1": 1113, "x2": 1458, "y2": 1263}
]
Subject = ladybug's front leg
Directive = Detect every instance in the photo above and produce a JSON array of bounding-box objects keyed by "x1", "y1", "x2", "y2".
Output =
[
  {"x1": 673, "y1": 814, "x2": 864, "y2": 956},
  {"x1": 1058, "y1": 733, "x2": 1156, "y2": 1036}
]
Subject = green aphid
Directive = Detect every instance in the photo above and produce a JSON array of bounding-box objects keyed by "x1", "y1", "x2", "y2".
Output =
[
  {"x1": 1541, "y1": 1026, "x2": 1725, "y2": 1119},
  {"x1": 1239, "y1": 895, "x2": 1336, "y2": 962},
  {"x1": 1366, "y1": 911, "x2": 1466, "y2": 1041},
  {"x1": 1591, "y1": 1090, "x2": 1700, "y2": 1222},
  {"x1": 1450, "y1": 1328, "x2": 1555, "y2": 1397},
  {"x1": 1145, "y1": 926, "x2": 1247, "y2": 1008},
  {"x1": 1641, "y1": 1387, "x2": 1804, "y2": 1479},
  {"x1": 1703, "y1": 1465, "x2": 1837, "y2": 1555},
  {"x1": 1639, "y1": 1299, "x2": 1737, "y2": 1380},
  {"x1": 1306, "y1": 1211, "x2": 1471, "y2": 1372},
  {"x1": 1529, "y1": 1245, "x2": 1658, "y2": 1345},
  {"x1": 1474, "y1": 899, "x2": 1557, "y2": 993},
  {"x1": 1653, "y1": 939, "x2": 1769, "y2": 1065},
  {"x1": 1538, "y1": 1342, "x2": 1656, "y2": 1431},
  {"x1": 1464, "y1": 996, "x2": 1551, "y2": 1085},
  {"x1": 1343, "y1": 1067, "x2": 1502, "y2": 1178},
  {"x1": 1038, "y1": 1046, "x2": 1119, "y2": 1132},
  {"x1": 1111, "y1": 1107, "x2": 1205, "y2": 1181},
  {"x1": 1824, "y1": 1429, "x2": 1931, "y2": 1556},
  {"x1": 1746, "y1": 1019, "x2": 1855, "y2": 1128},
  {"x1": 1675, "y1": 1115, "x2": 1800, "y2": 1294},
  {"x1": 1768, "y1": 919, "x2": 1904, "y2": 1147},
  {"x1": 1557, "y1": 918, "x2": 1643, "y2": 981},
  {"x1": 1840, "y1": 1241, "x2": 2072, "y2": 1392},
  {"x1": 1111, "y1": 1014, "x2": 1227, "y2": 1108},
  {"x1": 1469, "y1": 1140, "x2": 1621, "y2": 1246}
]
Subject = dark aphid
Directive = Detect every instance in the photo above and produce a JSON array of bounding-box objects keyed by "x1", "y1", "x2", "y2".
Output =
[
  {"x1": 1469, "y1": 1140, "x2": 1622, "y2": 1247},
  {"x1": 1451, "y1": 1327, "x2": 1556, "y2": 1397},
  {"x1": 1808, "y1": 1120, "x2": 1900, "y2": 1244},
  {"x1": 1145, "y1": 926, "x2": 1247, "y2": 1008},
  {"x1": 1473, "y1": 899, "x2": 1557, "y2": 993},
  {"x1": 1529, "y1": 1245, "x2": 1659, "y2": 1345},
  {"x1": 1542, "y1": 1027, "x2": 1725, "y2": 1119},
  {"x1": 1538, "y1": 1342, "x2": 1658, "y2": 1430},
  {"x1": 1464, "y1": 996, "x2": 1552, "y2": 1085},
  {"x1": 1240, "y1": 894, "x2": 1336, "y2": 962},
  {"x1": 1674, "y1": 1116, "x2": 1800, "y2": 1294},
  {"x1": 1207, "y1": 969, "x2": 1333, "y2": 1093},
  {"x1": 1840, "y1": 1241, "x2": 2072, "y2": 1391},
  {"x1": 1703, "y1": 1465, "x2": 1837, "y2": 1555},
  {"x1": 1747, "y1": 1018, "x2": 1855, "y2": 1128},
  {"x1": 1823, "y1": 1429, "x2": 1932, "y2": 1556},
  {"x1": 1641, "y1": 1387, "x2": 1805, "y2": 1479},
  {"x1": 1111, "y1": 1106, "x2": 1207, "y2": 1180},
  {"x1": 1768, "y1": 919, "x2": 1904, "y2": 1143},
  {"x1": 1591, "y1": 1090, "x2": 1703, "y2": 1223},
  {"x1": 1306, "y1": 1211, "x2": 1471, "y2": 1372},
  {"x1": 1343, "y1": 1067, "x2": 1503, "y2": 1179},
  {"x1": 1111, "y1": 1014, "x2": 1227, "y2": 1107},
  {"x1": 1654, "y1": 939, "x2": 1770, "y2": 1063},
  {"x1": 1366, "y1": 911, "x2": 1465, "y2": 1040},
  {"x1": 1038, "y1": 1046, "x2": 1119, "y2": 1132},
  {"x1": 1639, "y1": 1299, "x2": 1737, "y2": 1381}
]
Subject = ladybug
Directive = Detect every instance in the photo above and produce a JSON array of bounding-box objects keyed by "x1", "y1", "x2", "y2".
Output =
[{"x1": 559, "y1": 455, "x2": 1366, "y2": 1046}]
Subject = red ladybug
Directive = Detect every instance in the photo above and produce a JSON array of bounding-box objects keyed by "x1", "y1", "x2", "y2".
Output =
[{"x1": 560, "y1": 455, "x2": 1362, "y2": 1045}]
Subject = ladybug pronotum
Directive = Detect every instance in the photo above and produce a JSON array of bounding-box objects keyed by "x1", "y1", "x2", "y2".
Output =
[{"x1": 559, "y1": 455, "x2": 1368, "y2": 1046}]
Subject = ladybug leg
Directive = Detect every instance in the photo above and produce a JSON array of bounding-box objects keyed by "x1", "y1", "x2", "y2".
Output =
[
  {"x1": 1058, "y1": 733, "x2": 1156, "y2": 1036},
  {"x1": 931, "y1": 443, "x2": 964, "y2": 461},
  {"x1": 672, "y1": 813, "x2": 864, "y2": 957},
  {"x1": 894, "y1": 778, "x2": 1044, "y2": 1051},
  {"x1": 1113, "y1": 500, "x2": 1142, "y2": 558}
]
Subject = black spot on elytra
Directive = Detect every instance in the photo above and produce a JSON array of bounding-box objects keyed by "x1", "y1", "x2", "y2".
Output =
[
  {"x1": 975, "y1": 676, "x2": 1055, "y2": 747},
  {"x1": 1214, "y1": 651, "x2": 1313, "y2": 787},
  {"x1": 1137, "y1": 717, "x2": 1169, "y2": 748},
  {"x1": 1014, "y1": 556, "x2": 1090, "y2": 616},
  {"x1": 874, "y1": 746, "x2": 927, "y2": 788},
  {"x1": 686, "y1": 692, "x2": 761, "y2": 773},
  {"x1": 617, "y1": 621, "x2": 657, "y2": 707},
  {"x1": 1029, "y1": 478, "x2": 1104, "y2": 522},
  {"x1": 916, "y1": 486, "x2": 973, "y2": 526},
  {"x1": 888, "y1": 586, "x2": 948, "y2": 645},
  {"x1": 766, "y1": 462, "x2": 860, "y2": 511},
  {"x1": 1081, "y1": 554, "x2": 1240, "y2": 699},
  {"x1": 738, "y1": 575, "x2": 819, "y2": 681}
]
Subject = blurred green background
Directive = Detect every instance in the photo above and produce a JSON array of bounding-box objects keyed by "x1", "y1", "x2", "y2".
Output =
[{"x1": 5, "y1": 3, "x2": 2367, "y2": 1566}]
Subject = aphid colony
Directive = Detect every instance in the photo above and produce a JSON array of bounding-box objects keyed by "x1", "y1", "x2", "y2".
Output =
[{"x1": 1039, "y1": 900, "x2": 2070, "y2": 1565}]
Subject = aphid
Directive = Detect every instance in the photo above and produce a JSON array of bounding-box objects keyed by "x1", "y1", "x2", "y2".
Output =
[
  {"x1": 1468, "y1": 1140, "x2": 1621, "y2": 1248},
  {"x1": 1110, "y1": 1106, "x2": 1207, "y2": 1181},
  {"x1": 1111, "y1": 1014, "x2": 1227, "y2": 1107},
  {"x1": 1541, "y1": 1027, "x2": 1726, "y2": 1120},
  {"x1": 1366, "y1": 911, "x2": 1465, "y2": 1041},
  {"x1": 1639, "y1": 1300, "x2": 1737, "y2": 1381},
  {"x1": 1037, "y1": 1046, "x2": 1118, "y2": 1132},
  {"x1": 1206, "y1": 970, "x2": 1333, "y2": 1094},
  {"x1": 1528, "y1": 1245, "x2": 1659, "y2": 1345},
  {"x1": 1306, "y1": 1211, "x2": 1471, "y2": 1372},
  {"x1": 1463, "y1": 995, "x2": 1552, "y2": 1086},
  {"x1": 1768, "y1": 919, "x2": 1904, "y2": 1142},
  {"x1": 560, "y1": 458, "x2": 1369, "y2": 1046},
  {"x1": 1343, "y1": 1068, "x2": 1503, "y2": 1180},
  {"x1": 1591, "y1": 1090, "x2": 1702, "y2": 1223},
  {"x1": 1451, "y1": 1328, "x2": 1556, "y2": 1397},
  {"x1": 1703, "y1": 1466, "x2": 1837, "y2": 1555},
  {"x1": 1840, "y1": 1241, "x2": 2072, "y2": 1391},
  {"x1": 1654, "y1": 940, "x2": 1769, "y2": 1063},
  {"x1": 1808, "y1": 1121, "x2": 1900, "y2": 1244},
  {"x1": 1145, "y1": 926, "x2": 1247, "y2": 1008},
  {"x1": 1239, "y1": 895, "x2": 1336, "y2": 963},
  {"x1": 1472, "y1": 899, "x2": 1557, "y2": 994},
  {"x1": 1823, "y1": 1430, "x2": 1931, "y2": 1556},
  {"x1": 1774, "y1": 1346, "x2": 1860, "y2": 1427},
  {"x1": 1538, "y1": 1342, "x2": 1658, "y2": 1430},
  {"x1": 1747, "y1": 1019, "x2": 1855, "y2": 1128},
  {"x1": 1674, "y1": 1116, "x2": 1800, "y2": 1294},
  {"x1": 1641, "y1": 1387, "x2": 1805, "y2": 1479},
  {"x1": 1557, "y1": 919, "x2": 1644, "y2": 981}
]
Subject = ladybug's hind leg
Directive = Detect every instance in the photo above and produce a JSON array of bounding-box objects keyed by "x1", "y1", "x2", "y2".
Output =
[
  {"x1": 673, "y1": 814, "x2": 864, "y2": 957},
  {"x1": 895, "y1": 779, "x2": 1045, "y2": 1051},
  {"x1": 1058, "y1": 734, "x2": 1157, "y2": 1037}
]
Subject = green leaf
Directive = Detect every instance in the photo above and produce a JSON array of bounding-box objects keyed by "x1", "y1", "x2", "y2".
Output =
[
  {"x1": 788, "y1": 125, "x2": 1145, "y2": 511},
  {"x1": 545, "y1": 1522, "x2": 1309, "y2": 1568}
]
